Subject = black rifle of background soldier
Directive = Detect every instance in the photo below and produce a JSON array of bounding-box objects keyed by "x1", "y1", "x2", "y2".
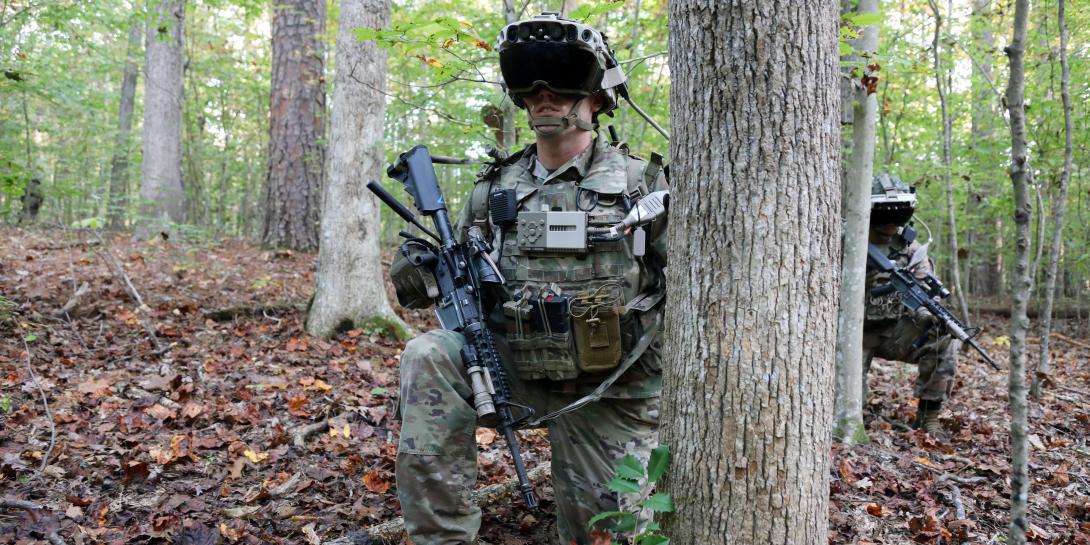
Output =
[
  {"x1": 366, "y1": 145, "x2": 539, "y2": 509},
  {"x1": 866, "y1": 244, "x2": 1002, "y2": 371}
]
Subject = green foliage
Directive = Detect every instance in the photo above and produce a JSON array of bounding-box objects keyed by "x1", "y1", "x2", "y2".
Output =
[
  {"x1": 590, "y1": 444, "x2": 673, "y2": 545},
  {"x1": 0, "y1": 395, "x2": 11, "y2": 413}
]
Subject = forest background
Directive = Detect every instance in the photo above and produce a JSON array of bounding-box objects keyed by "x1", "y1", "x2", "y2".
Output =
[{"x1": 3, "y1": 0, "x2": 1086, "y2": 310}]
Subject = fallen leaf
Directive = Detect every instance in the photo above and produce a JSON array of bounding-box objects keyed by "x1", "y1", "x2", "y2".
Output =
[
  {"x1": 865, "y1": 503, "x2": 891, "y2": 517},
  {"x1": 475, "y1": 427, "x2": 497, "y2": 447},
  {"x1": 243, "y1": 449, "x2": 267, "y2": 464},
  {"x1": 362, "y1": 471, "x2": 390, "y2": 494}
]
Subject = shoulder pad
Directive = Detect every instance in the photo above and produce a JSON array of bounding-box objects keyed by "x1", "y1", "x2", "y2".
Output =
[{"x1": 476, "y1": 146, "x2": 527, "y2": 182}]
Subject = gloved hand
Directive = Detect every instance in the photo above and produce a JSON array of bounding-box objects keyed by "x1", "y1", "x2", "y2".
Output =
[
  {"x1": 911, "y1": 307, "x2": 940, "y2": 328},
  {"x1": 390, "y1": 242, "x2": 440, "y2": 309}
]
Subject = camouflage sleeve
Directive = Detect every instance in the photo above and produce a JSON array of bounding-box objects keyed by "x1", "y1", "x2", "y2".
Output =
[{"x1": 645, "y1": 171, "x2": 671, "y2": 266}]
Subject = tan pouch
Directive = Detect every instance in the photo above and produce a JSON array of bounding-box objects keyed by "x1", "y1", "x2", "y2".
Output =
[{"x1": 570, "y1": 284, "x2": 624, "y2": 373}]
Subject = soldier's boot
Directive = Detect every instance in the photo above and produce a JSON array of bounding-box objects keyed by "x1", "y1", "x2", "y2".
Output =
[{"x1": 914, "y1": 399, "x2": 944, "y2": 435}]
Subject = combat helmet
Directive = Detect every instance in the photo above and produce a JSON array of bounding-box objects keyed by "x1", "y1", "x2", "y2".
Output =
[
  {"x1": 870, "y1": 173, "x2": 917, "y2": 227},
  {"x1": 496, "y1": 12, "x2": 627, "y2": 133}
]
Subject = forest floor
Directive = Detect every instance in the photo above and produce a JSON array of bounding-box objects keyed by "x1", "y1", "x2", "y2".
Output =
[{"x1": 1, "y1": 228, "x2": 1088, "y2": 545}]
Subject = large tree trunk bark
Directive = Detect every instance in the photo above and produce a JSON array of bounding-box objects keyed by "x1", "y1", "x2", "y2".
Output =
[
  {"x1": 834, "y1": 0, "x2": 878, "y2": 446},
  {"x1": 263, "y1": 0, "x2": 327, "y2": 251},
  {"x1": 135, "y1": 0, "x2": 186, "y2": 240},
  {"x1": 1004, "y1": 0, "x2": 1031, "y2": 542},
  {"x1": 1032, "y1": 0, "x2": 1071, "y2": 399},
  {"x1": 661, "y1": 2, "x2": 840, "y2": 543},
  {"x1": 107, "y1": 19, "x2": 142, "y2": 231},
  {"x1": 306, "y1": 0, "x2": 407, "y2": 339}
]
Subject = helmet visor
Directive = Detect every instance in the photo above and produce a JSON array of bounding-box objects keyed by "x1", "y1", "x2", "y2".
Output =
[
  {"x1": 500, "y1": 42, "x2": 602, "y2": 97},
  {"x1": 870, "y1": 202, "x2": 915, "y2": 227}
]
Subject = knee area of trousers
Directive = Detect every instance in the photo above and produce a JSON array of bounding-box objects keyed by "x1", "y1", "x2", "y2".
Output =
[{"x1": 402, "y1": 330, "x2": 465, "y2": 369}]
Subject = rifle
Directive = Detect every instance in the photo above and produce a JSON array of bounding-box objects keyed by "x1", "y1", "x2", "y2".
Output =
[
  {"x1": 866, "y1": 243, "x2": 1002, "y2": 371},
  {"x1": 366, "y1": 145, "x2": 539, "y2": 509}
]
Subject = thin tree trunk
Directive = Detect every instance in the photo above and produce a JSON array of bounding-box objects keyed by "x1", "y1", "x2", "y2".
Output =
[
  {"x1": 134, "y1": 0, "x2": 186, "y2": 240},
  {"x1": 1004, "y1": 0, "x2": 1031, "y2": 542},
  {"x1": 930, "y1": 0, "x2": 971, "y2": 324},
  {"x1": 1032, "y1": 0, "x2": 1072, "y2": 400},
  {"x1": 107, "y1": 19, "x2": 142, "y2": 230},
  {"x1": 662, "y1": 1, "x2": 840, "y2": 542},
  {"x1": 499, "y1": 0, "x2": 518, "y2": 151},
  {"x1": 263, "y1": 0, "x2": 327, "y2": 251},
  {"x1": 306, "y1": 0, "x2": 407, "y2": 339},
  {"x1": 834, "y1": 0, "x2": 877, "y2": 446}
]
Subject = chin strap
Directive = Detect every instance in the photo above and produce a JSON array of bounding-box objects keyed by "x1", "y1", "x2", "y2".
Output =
[{"x1": 528, "y1": 97, "x2": 596, "y2": 135}]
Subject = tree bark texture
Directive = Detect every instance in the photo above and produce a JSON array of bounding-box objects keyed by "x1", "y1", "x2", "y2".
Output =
[
  {"x1": 1032, "y1": 0, "x2": 1071, "y2": 398},
  {"x1": 306, "y1": 0, "x2": 405, "y2": 338},
  {"x1": 135, "y1": 0, "x2": 186, "y2": 240},
  {"x1": 108, "y1": 19, "x2": 142, "y2": 230},
  {"x1": 662, "y1": 2, "x2": 840, "y2": 543},
  {"x1": 263, "y1": 0, "x2": 327, "y2": 251},
  {"x1": 969, "y1": 0, "x2": 1004, "y2": 299},
  {"x1": 1004, "y1": 0, "x2": 1031, "y2": 542},
  {"x1": 835, "y1": 0, "x2": 878, "y2": 446}
]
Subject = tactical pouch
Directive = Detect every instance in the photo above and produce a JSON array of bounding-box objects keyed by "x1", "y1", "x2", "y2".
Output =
[
  {"x1": 503, "y1": 292, "x2": 578, "y2": 381},
  {"x1": 570, "y1": 285, "x2": 624, "y2": 373}
]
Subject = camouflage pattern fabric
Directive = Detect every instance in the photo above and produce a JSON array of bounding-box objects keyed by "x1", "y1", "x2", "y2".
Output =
[
  {"x1": 396, "y1": 329, "x2": 659, "y2": 545},
  {"x1": 862, "y1": 317, "x2": 958, "y2": 401},
  {"x1": 863, "y1": 236, "x2": 959, "y2": 401},
  {"x1": 394, "y1": 137, "x2": 667, "y2": 545}
]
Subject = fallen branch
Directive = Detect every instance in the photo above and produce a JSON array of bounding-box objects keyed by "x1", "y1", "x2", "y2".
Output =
[
  {"x1": 0, "y1": 498, "x2": 66, "y2": 545},
  {"x1": 938, "y1": 475, "x2": 966, "y2": 519},
  {"x1": 90, "y1": 232, "x2": 161, "y2": 351},
  {"x1": 914, "y1": 462, "x2": 987, "y2": 485},
  {"x1": 325, "y1": 462, "x2": 552, "y2": 545},
  {"x1": 292, "y1": 419, "x2": 332, "y2": 448},
  {"x1": 55, "y1": 282, "x2": 89, "y2": 317},
  {"x1": 202, "y1": 303, "x2": 304, "y2": 322},
  {"x1": 0, "y1": 498, "x2": 44, "y2": 510},
  {"x1": 22, "y1": 337, "x2": 56, "y2": 481},
  {"x1": 1050, "y1": 332, "x2": 1090, "y2": 350},
  {"x1": 30, "y1": 240, "x2": 101, "y2": 251}
]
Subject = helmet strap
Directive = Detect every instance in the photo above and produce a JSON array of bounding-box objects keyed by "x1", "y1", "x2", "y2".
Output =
[{"x1": 528, "y1": 97, "x2": 596, "y2": 136}]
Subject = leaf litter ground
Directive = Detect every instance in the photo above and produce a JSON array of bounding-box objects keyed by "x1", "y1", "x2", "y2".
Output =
[{"x1": 1, "y1": 229, "x2": 1087, "y2": 544}]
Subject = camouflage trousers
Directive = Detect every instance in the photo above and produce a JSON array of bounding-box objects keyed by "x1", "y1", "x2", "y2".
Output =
[
  {"x1": 862, "y1": 318, "x2": 960, "y2": 402},
  {"x1": 395, "y1": 329, "x2": 659, "y2": 545}
]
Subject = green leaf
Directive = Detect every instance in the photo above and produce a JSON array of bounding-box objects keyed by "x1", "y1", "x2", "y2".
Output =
[
  {"x1": 0, "y1": 395, "x2": 11, "y2": 413},
  {"x1": 570, "y1": 1, "x2": 625, "y2": 23},
  {"x1": 371, "y1": 387, "x2": 388, "y2": 396},
  {"x1": 613, "y1": 514, "x2": 637, "y2": 533},
  {"x1": 616, "y1": 454, "x2": 645, "y2": 480},
  {"x1": 23, "y1": 334, "x2": 37, "y2": 342},
  {"x1": 586, "y1": 510, "x2": 632, "y2": 529},
  {"x1": 646, "y1": 444, "x2": 671, "y2": 482},
  {"x1": 849, "y1": 12, "x2": 883, "y2": 27},
  {"x1": 640, "y1": 493, "x2": 674, "y2": 513},
  {"x1": 354, "y1": 28, "x2": 382, "y2": 42},
  {"x1": 643, "y1": 521, "x2": 661, "y2": 532},
  {"x1": 638, "y1": 535, "x2": 669, "y2": 545},
  {"x1": 606, "y1": 476, "x2": 641, "y2": 494},
  {"x1": 840, "y1": 42, "x2": 854, "y2": 57}
]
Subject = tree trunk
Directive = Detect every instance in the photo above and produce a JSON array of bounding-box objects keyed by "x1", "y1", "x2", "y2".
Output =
[
  {"x1": 135, "y1": 0, "x2": 187, "y2": 240},
  {"x1": 834, "y1": 0, "x2": 877, "y2": 447},
  {"x1": 662, "y1": 2, "x2": 840, "y2": 543},
  {"x1": 499, "y1": 0, "x2": 518, "y2": 151},
  {"x1": 969, "y1": 0, "x2": 1005, "y2": 301},
  {"x1": 306, "y1": 0, "x2": 407, "y2": 339},
  {"x1": 1032, "y1": 0, "x2": 1071, "y2": 399},
  {"x1": 107, "y1": 19, "x2": 142, "y2": 231},
  {"x1": 263, "y1": 0, "x2": 327, "y2": 251},
  {"x1": 1004, "y1": 0, "x2": 1031, "y2": 542},
  {"x1": 929, "y1": 0, "x2": 970, "y2": 324}
]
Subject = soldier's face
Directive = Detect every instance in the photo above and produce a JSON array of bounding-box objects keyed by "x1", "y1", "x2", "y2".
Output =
[
  {"x1": 870, "y1": 224, "x2": 900, "y2": 244},
  {"x1": 522, "y1": 87, "x2": 603, "y2": 139}
]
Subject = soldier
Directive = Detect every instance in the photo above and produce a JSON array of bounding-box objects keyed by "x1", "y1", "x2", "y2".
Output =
[
  {"x1": 19, "y1": 178, "x2": 42, "y2": 225},
  {"x1": 388, "y1": 13, "x2": 669, "y2": 545},
  {"x1": 863, "y1": 174, "x2": 959, "y2": 435}
]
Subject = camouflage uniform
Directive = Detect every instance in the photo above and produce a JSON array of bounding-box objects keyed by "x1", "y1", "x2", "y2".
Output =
[
  {"x1": 395, "y1": 136, "x2": 669, "y2": 545},
  {"x1": 862, "y1": 236, "x2": 959, "y2": 403}
]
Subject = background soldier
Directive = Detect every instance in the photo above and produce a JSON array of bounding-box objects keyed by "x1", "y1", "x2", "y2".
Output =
[
  {"x1": 863, "y1": 174, "x2": 959, "y2": 435},
  {"x1": 19, "y1": 178, "x2": 42, "y2": 224},
  {"x1": 388, "y1": 13, "x2": 670, "y2": 545}
]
